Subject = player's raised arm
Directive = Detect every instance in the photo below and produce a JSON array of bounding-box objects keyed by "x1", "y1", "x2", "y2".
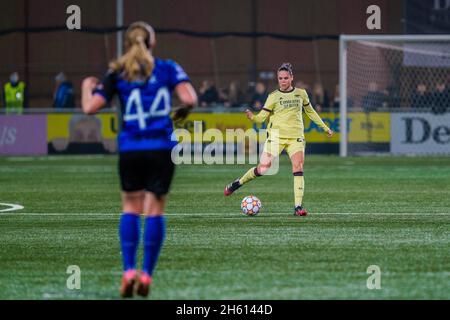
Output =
[
  {"x1": 245, "y1": 108, "x2": 270, "y2": 123},
  {"x1": 246, "y1": 93, "x2": 274, "y2": 123},
  {"x1": 173, "y1": 82, "x2": 198, "y2": 121},
  {"x1": 302, "y1": 91, "x2": 333, "y2": 137},
  {"x1": 81, "y1": 77, "x2": 107, "y2": 115}
]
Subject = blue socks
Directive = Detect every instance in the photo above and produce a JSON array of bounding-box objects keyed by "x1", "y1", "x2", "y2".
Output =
[
  {"x1": 119, "y1": 213, "x2": 141, "y2": 271},
  {"x1": 119, "y1": 214, "x2": 166, "y2": 275},
  {"x1": 142, "y1": 216, "x2": 166, "y2": 276}
]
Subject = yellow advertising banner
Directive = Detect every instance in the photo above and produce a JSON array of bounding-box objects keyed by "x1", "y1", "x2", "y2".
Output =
[
  {"x1": 47, "y1": 114, "x2": 117, "y2": 140},
  {"x1": 347, "y1": 112, "x2": 390, "y2": 143},
  {"x1": 46, "y1": 111, "x2": 390, "y2": 150},
  {"x1": 47, "y1": 113, "x2": 118, "y2": 153},
  {"x1": 303, "y1": 112, "x2": 340, "y2": 143},
  {"x1": 176, "y1": 112, "x2": 390, "y2": 143},
  {"x1": 303, "y1": 112, "x2": 390, "y2": 142}
]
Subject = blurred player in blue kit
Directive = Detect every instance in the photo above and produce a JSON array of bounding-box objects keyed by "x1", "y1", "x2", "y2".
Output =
[{"x1": 81, "y1": 22, "x2": 197, "y2": 298}]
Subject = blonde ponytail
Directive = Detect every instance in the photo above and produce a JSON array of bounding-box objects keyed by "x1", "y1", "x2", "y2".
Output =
[{"x1": 110, "y1": 25, "x2": 155, "y2": 81}]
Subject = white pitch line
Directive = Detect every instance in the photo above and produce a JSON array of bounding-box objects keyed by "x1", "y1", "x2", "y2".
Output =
[
  {"x1": 0, "y1": 212, "x2": 448, "y2": 217},
  {"x1": 0, "y1": 203, "x2": 24, "y2": 212}
]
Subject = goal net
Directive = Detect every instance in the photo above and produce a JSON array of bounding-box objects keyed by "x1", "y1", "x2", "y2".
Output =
[{"x1": 339, "y1": 35, "x2": 450, "y2": 156}]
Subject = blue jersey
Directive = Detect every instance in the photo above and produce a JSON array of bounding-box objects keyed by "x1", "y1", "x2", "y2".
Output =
[{"x1": 93, "y1": 58, "x2": 190, "y2": 152}]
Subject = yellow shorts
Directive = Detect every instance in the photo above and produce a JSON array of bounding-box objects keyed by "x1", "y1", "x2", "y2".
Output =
[{"x1": 263, "y1": 137, "x2": 306, "y2": 158}]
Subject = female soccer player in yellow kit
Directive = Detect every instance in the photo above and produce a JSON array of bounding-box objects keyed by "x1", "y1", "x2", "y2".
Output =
[{"x1": 224, "y1": 63, "x2": 333, "y2": 216}]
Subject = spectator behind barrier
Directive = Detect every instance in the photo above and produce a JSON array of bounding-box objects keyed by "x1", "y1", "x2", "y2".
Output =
[
  {"x1": 312, "y1": 82, "x2": 330, "y2": 112},
  {"x1": 250, "y1": 81, "x2": 268, "y2": 111},
  {"x1": 411, "y1": 83, "x2": 431, "y2": 110},
  {"x1": 53, "y1": 72, "x2": 75, "y2": 109},
  {"x1": 221, "y1": 81, "x2": 245, "y2": 108},
  {"x1": 198, "y1": 80, "x2": 219, "y2": 107},
  {"x1": 362, "y1": 82, "x2": 388, "y2": 112},
  {"x1": 431, "y1": 82, "x2": 449, "y2": 114},
  {"x1": 3, "y1": 72, "x2": 27, "y2": 114}
]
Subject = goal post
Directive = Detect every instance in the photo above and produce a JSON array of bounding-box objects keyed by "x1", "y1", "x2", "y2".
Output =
[{"x1": 339, "y1": 35, "x2": 450, "y2": 157}]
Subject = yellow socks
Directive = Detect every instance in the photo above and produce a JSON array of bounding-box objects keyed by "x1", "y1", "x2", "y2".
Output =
[
  {"x1": 293, "y1": 171, "x2": 304, "y2": 207},
  {"x1": 239, "y1": 167, "x2": 262, "y2": 185}
]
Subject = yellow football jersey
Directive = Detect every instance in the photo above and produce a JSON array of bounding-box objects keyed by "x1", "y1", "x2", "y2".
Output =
[{"x1": 252, "y1": 87, "x2": 330, "y2": 139}]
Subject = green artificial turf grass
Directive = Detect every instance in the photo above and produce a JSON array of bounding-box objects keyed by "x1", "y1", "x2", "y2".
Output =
[{"x1": 0, "y1": 155, "x2": 449, "y2": 299}]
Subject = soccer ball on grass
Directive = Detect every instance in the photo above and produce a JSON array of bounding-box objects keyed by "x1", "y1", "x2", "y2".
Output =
[{"x1": 241, "y1": 195, "x2": 262, "y2": 216}]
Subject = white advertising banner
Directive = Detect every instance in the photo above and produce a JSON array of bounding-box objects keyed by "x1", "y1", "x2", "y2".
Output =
[{"x1": 391, "y1": 113, "x2": 450, "y2": 155}]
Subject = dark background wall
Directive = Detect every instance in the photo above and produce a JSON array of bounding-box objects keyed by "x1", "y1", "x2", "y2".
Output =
[{"x1": 0, "y1": 0, "x2": 405, "y2": 108}]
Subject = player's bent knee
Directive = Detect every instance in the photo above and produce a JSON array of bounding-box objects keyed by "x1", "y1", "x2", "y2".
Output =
[
  {"x1": 258, "y1": 164, "x2": 271, "y2": 175},
  {"x1": 292, "y1": 166, "x2": 303, "y2": 173}
]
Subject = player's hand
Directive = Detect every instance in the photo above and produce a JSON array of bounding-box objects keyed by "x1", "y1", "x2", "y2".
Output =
[
  {"x1": 172, "y1": 106, "x2": 191, "y2": 122},
  {"x1": 326, "y1": 129, "x2": 333, "y2": 138},
  {"x1": 82, "y1": 77, "x2": 100, "y2": 91},
  {"x1": 245, "y1": 109, "x2": 254, "y2": 120}
]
